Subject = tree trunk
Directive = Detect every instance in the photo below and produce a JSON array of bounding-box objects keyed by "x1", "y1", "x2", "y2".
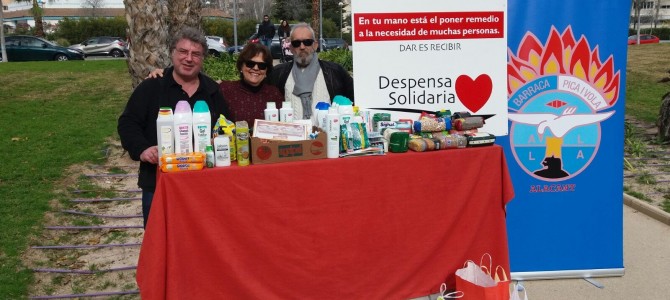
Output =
[
  {"x1": 168, "y1": 0, "x2": 202, "y2": 37},
  {"x1": 1, "y1": 0, "x2": 7, "y2": 62},
  {"x1": 124, "y1": 0, "x2": 170, "y2": 88},
  {"x1": 658, "y1": 92, "x2": 670, "y2": 142},
  {"x1": 31, "y1": 0, "x2": 45, "y2": 37},
  {"x1": 311, "y1": 0, "x2": 319, "y2": 39}
]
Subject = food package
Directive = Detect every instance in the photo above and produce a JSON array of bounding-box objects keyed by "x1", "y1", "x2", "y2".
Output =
[
  {"x1": 465, "y1": 132, "x2": 496, "y2": 147},
  {"x1": 408, "y1": 138, "x2": 440, "y2": 152},
  {"x1": 160, "y1": 162, "x2": 204, "y2": 173},
  {"x1": 453, "y1": 117, "x2": 484, "y2": 131},
  {"x1": 413, "y1": 117, "x2": 452, "y2": 133},
  {"x1": 160, "y1": 152, "x2": 205, "y2": 165}
]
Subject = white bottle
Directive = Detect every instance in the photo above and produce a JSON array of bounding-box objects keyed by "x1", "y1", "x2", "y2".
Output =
[
  {"x1": 156, "y1": 107, "x2": 174, "y2": 166},
  {"x1": 326, "y1": 107, "x2": 340, "y2": 159},
  {"x1": 279, "y1": 101, "x2": 294, "y2": 123},
  {"x1": 173, "y1": 100, "x2": 193, "y2": 154},
  {"x1": 213, "y1": 135, "x2": 231, "y2": 167},
  {"x1": 192, "y1": 100, "x2": 212, "y2": 153},
  {"x1": 264, "y1": 102, "x2": 279, "y2": 121}
]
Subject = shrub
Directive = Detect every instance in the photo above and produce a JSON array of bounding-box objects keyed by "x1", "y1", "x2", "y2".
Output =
[{"x1": 318, "y1": 48, "x2": 352, "y2": 72}]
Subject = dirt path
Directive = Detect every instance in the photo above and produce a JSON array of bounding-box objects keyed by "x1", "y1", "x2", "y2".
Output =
[{"x1": 25, "y1": 139, "x2": 141, "y2": 299}]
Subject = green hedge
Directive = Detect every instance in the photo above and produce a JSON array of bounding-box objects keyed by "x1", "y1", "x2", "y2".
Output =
[
  {"x1": 629, "y1": 27, "x2": 670, "y2": 40},
  {"x1": 53, "y1": 17, "x2": 128, "y2": 45}
]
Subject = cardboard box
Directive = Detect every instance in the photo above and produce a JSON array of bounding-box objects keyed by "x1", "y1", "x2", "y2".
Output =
[{"x1": 251, "y1": 130, "x2": 327, "y2": 165}]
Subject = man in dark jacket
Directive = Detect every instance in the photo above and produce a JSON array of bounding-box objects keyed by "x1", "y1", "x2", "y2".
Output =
[
  {"x1": 257, "y1": 15, "x2": 276, "y2": 48},
  {"x1": 117, "y1": 26, "x2": 227, "y2": 228},
  {"x1": 268, "y1": 23, "x2": 354, "y2": 120}
]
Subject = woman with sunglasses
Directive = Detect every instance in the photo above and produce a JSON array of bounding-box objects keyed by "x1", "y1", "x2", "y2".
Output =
[{"x1": 147, "y1": 43, "x2": 284, "y2": 126}]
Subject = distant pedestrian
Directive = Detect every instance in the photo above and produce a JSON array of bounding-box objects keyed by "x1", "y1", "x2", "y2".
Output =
[{"x1": 257, "y1": 15, "x2": 276, "y2": 48}]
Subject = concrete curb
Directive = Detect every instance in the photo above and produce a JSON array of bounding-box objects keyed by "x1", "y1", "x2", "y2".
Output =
[{"x1": 623, "y1": 192, "x2": 670, "y2": 226}]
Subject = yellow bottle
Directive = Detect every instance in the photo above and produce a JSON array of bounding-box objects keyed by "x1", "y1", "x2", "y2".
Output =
[{"x1": 235, "y1": 121, "x2": 250, "y2": 166}]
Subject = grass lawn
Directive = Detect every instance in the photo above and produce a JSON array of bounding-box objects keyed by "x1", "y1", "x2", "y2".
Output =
[
  {"x1": 625, "y1": 43, "x2": 670, "y2": 123},
  {"x1": 0, "y1": 43, "x2": 668, "y2": 297},
  {"x1": 0, "y1": 60, "x2": 132, "y2": 297}
]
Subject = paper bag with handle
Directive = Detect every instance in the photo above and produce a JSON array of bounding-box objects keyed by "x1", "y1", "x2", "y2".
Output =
[{"x1": 454, "y1": 253, "x2": 510, "y2": 300}]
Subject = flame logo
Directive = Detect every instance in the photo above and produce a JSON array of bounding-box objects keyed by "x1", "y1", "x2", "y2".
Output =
[
  {"x1": 506, "y1": 26, "x2": 621, "y2": 182},
  {"x1": 507, "y1": 26, "x2": 619, "y2": 109}
]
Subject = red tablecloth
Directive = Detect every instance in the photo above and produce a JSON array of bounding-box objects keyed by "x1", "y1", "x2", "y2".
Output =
[{"x1": 137, "y1": 146, "x2": 514, "y2": 299}]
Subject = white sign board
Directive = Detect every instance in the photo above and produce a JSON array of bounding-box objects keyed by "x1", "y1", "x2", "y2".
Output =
[{"x1": 352, "y1": 0, "x2": 508, "y2": 135}]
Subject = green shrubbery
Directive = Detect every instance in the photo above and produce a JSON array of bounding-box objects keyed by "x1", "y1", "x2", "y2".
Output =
[
  {"x1": 319, "y1": 48, "x2": 353, "y2": 72},
  {"x1": 52, "y1": 17, "x2": 128, "y2": 45},
  {"x1": 203, "y1": 53, "x2": 241, "y2": 81},
  {"x1": 629, "y1": 27, "x2": 670, "y2": 40}
]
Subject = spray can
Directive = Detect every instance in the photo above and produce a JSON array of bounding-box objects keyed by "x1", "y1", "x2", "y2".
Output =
[
  {"x1": 264, "y1": 102, "x2": 279, "y2": 121},
  {"x1": 326, "y1": 107, "x2": 340, "y2": 159},
  {"x1": 279, "y1": 101, "x2": 294, "y2": 123},
  {"x1": 192, "y1": 100, "x2": 211, "y2": 154},
  {"x1": 156, "y1": 107, "x2": 174, "y2": 166},
  {"x1": 173, "y1": 100, "x2": 193, "y2": 154},
  {"x1": 213, "y1": 135, "x2": 231, "y2": 167}
]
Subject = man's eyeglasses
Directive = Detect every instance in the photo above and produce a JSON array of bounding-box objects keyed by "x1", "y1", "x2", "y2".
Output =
[
  {"x1": 244, "y1": 61, "x2": 268, "y2": 70},
  {"x1": 291, "y1": 39, "x2": 315, "y2": 48},
  {"x1": 175, "y1": 48, "x2": 203, "y2": 60}
]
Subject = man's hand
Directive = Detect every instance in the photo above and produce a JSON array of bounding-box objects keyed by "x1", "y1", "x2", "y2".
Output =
[
  {"x1": 140, "y1": 146, "x2": 159, "y2": 164},
  {"x1": 146, "y1": 68, "x2": 165, "y2": 79}
]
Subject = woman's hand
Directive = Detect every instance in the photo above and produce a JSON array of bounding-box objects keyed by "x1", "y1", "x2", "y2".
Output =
[{"x1": 146, "y1": 68, "x2": 165, "y2": 79}]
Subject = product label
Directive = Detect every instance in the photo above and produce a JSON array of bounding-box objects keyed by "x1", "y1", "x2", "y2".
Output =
[
  {"x1": 177, "y1": 124, "x2": 191, "y2": 152},
  {"x1": 160, "y1": 126, "x2": 173, "y2": 154},
  {"x1": 196, "y1": 124, "x2": 209, "y2": 151}
]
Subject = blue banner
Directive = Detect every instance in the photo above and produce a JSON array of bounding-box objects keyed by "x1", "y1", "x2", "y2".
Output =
[{"x1": 500, "y1": 1, "x2": 629, "y2": 278}]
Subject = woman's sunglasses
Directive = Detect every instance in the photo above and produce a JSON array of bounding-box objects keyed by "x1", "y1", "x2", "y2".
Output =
[
  {"x1": 244, "y1": 61, "x2": 268, "y2": 70},
  {"x1": 291, "y1": 39, "x2": 315, "y2": 47}
]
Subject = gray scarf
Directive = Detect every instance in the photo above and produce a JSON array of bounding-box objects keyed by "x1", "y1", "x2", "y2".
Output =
[{"x1": 291, "y1": 54, "x2": 321, "y2": 119}]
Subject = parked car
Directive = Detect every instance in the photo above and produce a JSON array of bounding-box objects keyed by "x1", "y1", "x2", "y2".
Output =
[
  {"x1": 627, "y1": 34, "x2": 660, "y2": 45},
  {"x1": 207, "y1": 38, "x2": 226, "y2": 57},
  {"x1": 206, "y1": 36, "x2": 228, "y2": 48},
  {"x1": 69, "y1": 36, "x2": 128, "y2": 57},
  {"x1": 320, "y1": 38, "x2": 349, "y2": 51},
  {"x1": 1, "y1": 35, "x2": 85, "y2": 62}
]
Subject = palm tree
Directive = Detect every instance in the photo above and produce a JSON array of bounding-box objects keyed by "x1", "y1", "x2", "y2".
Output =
[{"x1": 123, "y1": 0, "x2": 203, "y2": 87}]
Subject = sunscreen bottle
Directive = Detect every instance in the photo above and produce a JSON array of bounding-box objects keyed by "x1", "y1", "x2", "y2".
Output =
[
  {"x1": 315, "y1": 102, "x2": 330, "y2": 130},
  {"x1": 326, "y1": 107, "x2": 340, "y2": 159},
  {"x1": 279, "y1": 101, "x2": 294, "y2": 123},
  {"x1": 156, "y1": 107, "x2": 174, "y2": 166},
  {"x1": 205, "y1": 145, "x2": 215, "y2": 168},
  {"x1": 235, "y1": 121, "x2": 250, "y2": 166},
  {"x1": 192, "y1": 100, "x2": 211, "y2": 154},
  {"x1": 173, "y1": 100, "x2": 193, "y2": 154},
  {"x1": 264, "y1": 102, "x2": 279, "y2": 121},
  {"x1": 213, "y1": 135, "x2": 231, "y2": 167}
]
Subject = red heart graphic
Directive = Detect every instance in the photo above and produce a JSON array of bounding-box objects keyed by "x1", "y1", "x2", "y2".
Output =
[{"x1": 455, "y1": 74, "x2": 492, "y2": 113}]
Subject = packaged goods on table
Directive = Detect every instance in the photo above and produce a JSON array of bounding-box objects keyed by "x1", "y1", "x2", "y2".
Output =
[
  {"x1": 413, "y1": 117, "x2": 452, "y2": 133},
  {"x1": 236, "y1": 121, "x2": 251, "y2": 166},
  {"x1": 213, "y1": 115, "x2": 237, "y2": 162},
  {"x1": 465, "y1": 132, "x2": 496, "y2": 147}
]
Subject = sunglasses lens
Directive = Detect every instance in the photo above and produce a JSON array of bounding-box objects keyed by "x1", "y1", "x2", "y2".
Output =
[
  {"x1": 245, "y1": 61, "x2": 268, "y2": 70},
  {"x1": 291, "y1": 39, "x2": 315, "y2": 47}
]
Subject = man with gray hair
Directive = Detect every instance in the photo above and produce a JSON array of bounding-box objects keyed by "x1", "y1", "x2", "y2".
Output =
[
  {"x1": 118, "y1": 26, "x2": 227, "y2": 228},
  {"x1": 269, "y1": 23, "x2": 354, "y2": 121}
]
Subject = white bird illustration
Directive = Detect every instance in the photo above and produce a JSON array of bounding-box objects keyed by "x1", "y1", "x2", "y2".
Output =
[{"x1": 508, "y1": 107, "x2": 614, "y2": 138}]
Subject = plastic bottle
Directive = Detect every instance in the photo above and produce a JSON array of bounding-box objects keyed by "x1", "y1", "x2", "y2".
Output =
[
  {"x1": 236, "y1": 121, "x2": 250, "y2": 166},
  {"x1": 326, "y1": 107, "x2": 340, "y2": 159},
  {"x1": 192, "y1": 100, "x2": 211, "y2": 154},
  {"x1": 315, "y1": 102, "x2": 330, "y2": 129},
  {"x1": 213, "y1": 135, "x2": 231, "y2": 167},
  {"x1": 156, "y1": 107, "x2": 174, "y2": 166},
  {"x1": 264, "y1": 102, "x2": 279, "y2": 121},
  {"x1": 279, "y1": 101, "x2": 294, "y2": 123},
  {"x1": 205, "y1": 145, "x2": 215, "y2": 168},
  {"x1": 173, "y1": 100, "x2": 193, "y2": 154}
]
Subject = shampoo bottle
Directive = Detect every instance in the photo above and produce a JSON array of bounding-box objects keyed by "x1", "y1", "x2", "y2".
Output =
[
  {"x1": 315, "y1": 102, "x2": 330, "y2": 130},
  {"x1": 192, "y1": 100, "x2": 212, "y2": 154},
  {"x1": 156, "y1": 107, "x2": 174, "y2": 166},
  {"x1": 279, "y1": 101, "x2": 294, "y2": 123},
  {"x1": 264, "y1": 102, "x2": 279, "y2": 121},
  {"x1": 173, "y1": 100, "x2": 193, "y2": 154},
  {"x1": 326, "y1": 107, "x2": 340, "y2": 159}
]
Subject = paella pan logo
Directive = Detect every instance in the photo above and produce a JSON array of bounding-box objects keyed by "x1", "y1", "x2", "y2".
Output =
[{"x1": 507, "y1": 26, "x2": 620, "y2": 181}]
